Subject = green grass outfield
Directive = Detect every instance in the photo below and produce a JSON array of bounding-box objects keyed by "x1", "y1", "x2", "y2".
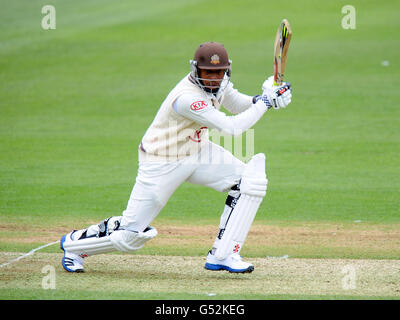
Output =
[{"x1": 1, "y1": 0, "x2": 399, "y2": 300}]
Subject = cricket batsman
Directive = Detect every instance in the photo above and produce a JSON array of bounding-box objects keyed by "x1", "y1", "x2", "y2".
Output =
[{"x1": 60, "y1": 42, "x2": 292, "y2": 273}]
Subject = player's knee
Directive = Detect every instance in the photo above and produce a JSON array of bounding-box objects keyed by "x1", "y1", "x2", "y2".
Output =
[
  {"x1": 240, "y1": 153, "x2": 268, "y2": 198},
  {"x1": 110, "y1": 227, "x2": 158, "y2": 252},
  {"x1": 121, "y1": 196, "x2": 164, "y2": 232}
]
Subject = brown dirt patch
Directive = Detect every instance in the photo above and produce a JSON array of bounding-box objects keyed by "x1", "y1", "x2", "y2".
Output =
[
  {"x1": 151, "y1": 223, "x2": 400, "y2": 258},
  {"x1": 1, "y1": 222, "x2": 400, "y2": 259},
  {"x1": 1, "y1": 252, "x2": 399, "y2": 298}
]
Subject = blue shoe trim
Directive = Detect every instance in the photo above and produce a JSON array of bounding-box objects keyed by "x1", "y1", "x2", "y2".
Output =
[
  {"x1": 205, "y1": 262, "x2": 251, "y2": 273},
  {"x1": 60, "y1": 235, "x2": 66, "y2": 251},
  {"x1": 205, "y1": 263, "x2": 224, "y2": 271},
  {"x1": 60, "y1": 234, "x2": 72, "y2": 272},
  {"x1": 60, "y1": 234, "x2": 83, "y2": 273},
  {"x1": 62, "y1": 256, "x2": 74, "y2": 272}
]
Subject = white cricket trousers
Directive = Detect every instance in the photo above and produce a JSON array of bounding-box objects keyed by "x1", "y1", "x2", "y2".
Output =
[{"x1": 120, "y1": 141, "x2": 245, "y2": 232}]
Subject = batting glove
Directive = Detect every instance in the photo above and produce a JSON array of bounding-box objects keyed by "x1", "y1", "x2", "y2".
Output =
[
  {"x1": 253, "y1": 94, "x2": 272, "y2": 110},
  {"x1": 262, "y1": 76, "x2": 275, "y2": 93},
  {"x1": 260, "y1": 75, "x2": 292, "y2": 109},
  {"x1": 253, "y1": 83, "x2": 292, "y2": 110}
]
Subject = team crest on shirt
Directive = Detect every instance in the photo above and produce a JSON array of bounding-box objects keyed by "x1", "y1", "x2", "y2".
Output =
[
  {"x1": 189, "y1": 126, "x2": 208, "y2": 143},
  {"x1": 210, "y1": 54, "x2": 220, "y2": 65},
  {"x1": 190, "y1": 100, "x2": 208, "y2": 112}
]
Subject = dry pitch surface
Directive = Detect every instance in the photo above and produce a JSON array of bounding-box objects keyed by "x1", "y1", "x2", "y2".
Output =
[
  {"x1": 1, "y1": 253, "x2": 400, "y2": 299},
  {"x1": 2, "y1": 221, "x2": 400, "y2": 259},
  {"x1": 1, "y1": 222, "x2": 400, "y2": 299},
  {"x1": 0, "y1": 252, "x2": 400, "y2": 298}
]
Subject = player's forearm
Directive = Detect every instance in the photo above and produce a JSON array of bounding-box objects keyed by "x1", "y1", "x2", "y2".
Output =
[
  {"x1": 173, "y1": 93, "x2": 269, "y2": 137},
  {"x1": 222, "y1": 90, "x2": 253, "y2": 114},
  {"x1": 186, "y1": 102, "x2": 267, "y2": 136}
]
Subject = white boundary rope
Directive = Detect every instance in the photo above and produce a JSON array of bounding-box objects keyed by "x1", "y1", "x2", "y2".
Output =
[{"x1": 0, "y1": 241, "x2": 59, "y2": 268}]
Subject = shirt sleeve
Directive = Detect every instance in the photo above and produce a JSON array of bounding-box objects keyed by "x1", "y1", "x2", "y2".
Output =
[
  {"x1": 220, "y1": 82, "x2": 253, "y2": 114},
  {"x1": 173, "y1": 93, "x2": 267, "y2": 136}
]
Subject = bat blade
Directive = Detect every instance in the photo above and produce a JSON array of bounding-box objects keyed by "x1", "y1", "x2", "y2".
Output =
[{"x1": 273, "y1": 19, "x2": 292, "y2": 86}]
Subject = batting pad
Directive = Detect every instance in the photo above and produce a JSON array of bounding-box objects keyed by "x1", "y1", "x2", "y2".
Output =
[
  {"x1": 214, "y1": 153, "x2": 267, "y2": 260},
  {"x1": 62, "y1": 227, "x2": 157, "y2": 257}
]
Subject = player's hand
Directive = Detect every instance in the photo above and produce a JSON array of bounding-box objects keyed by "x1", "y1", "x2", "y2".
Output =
[
  {"x1": 262, "y1": 77, "x2": 292, "y2": 109},
  {"x1": 262, "y1": 76, "x2": 275, "y2": 93},
  {"x1": 253, "y1": 94, "x2": 273, "y2": 111}
]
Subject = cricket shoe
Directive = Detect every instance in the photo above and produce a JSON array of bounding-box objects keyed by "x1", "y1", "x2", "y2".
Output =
[
  {"x1": 60, "y1": 232, "x2": 85, "y2": 273},
  {"x1": 204, "y1": 251, "x2": 254, "y2": 273}
]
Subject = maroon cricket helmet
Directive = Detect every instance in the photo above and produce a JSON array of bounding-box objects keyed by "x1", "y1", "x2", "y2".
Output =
[{"x1": 193, "y1": 42, "x2": 231, "y2": 70}]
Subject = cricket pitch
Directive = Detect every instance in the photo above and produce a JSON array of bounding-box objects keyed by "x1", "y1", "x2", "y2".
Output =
[{"x1": 1, "y1": 252, "x2": 399, "y2": 299}]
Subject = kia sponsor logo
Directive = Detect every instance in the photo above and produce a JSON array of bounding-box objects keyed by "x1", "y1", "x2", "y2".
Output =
[{"x1": 190, "y1": 100, "x2": 207, "y2": 112}]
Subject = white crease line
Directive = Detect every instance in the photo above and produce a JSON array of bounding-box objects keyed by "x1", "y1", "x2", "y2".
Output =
[{"x1": 0, "y1": 241, "x2": 59, "y2": 268}]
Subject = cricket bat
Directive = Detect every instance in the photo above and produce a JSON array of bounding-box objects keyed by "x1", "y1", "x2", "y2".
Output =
[{"x1": 273, "y1": 19, "x2": 292, "y2": 86}]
